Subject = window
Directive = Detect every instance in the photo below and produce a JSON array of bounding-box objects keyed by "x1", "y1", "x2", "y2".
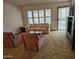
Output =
[
  {"x1": 39, "y1": 18, "x2": 44, "y2": 23},
  {"x1": 33, "y1": 10, "x2": 38, "y2": 17},
  {"x1": 45, "y1": 9, "x2": 51, "y2": 16},
  {"x1": 46, "y1": 17, "x2": 51, "y2": 24},
  {"x1": 27, "y1": 11, "x2": 33, "y2": 24},
  {"x1": 45, "y1": 9, "x2": 51, "y2": 24},
  {"x1": 39, "y1": 10, "x2": 44, "y2": 17},
  {"x1": 27, "y1": 9, "x2": 51, "y2": 24},
  {"x1": 28, "y1": 18, "x2": 33, "y2": 24},
  {"x1": 34, "y1": 18, "x2": 39, "y2": 24}
]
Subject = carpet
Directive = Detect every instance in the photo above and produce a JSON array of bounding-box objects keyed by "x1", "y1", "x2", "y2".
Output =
[{"x1": 3, "y1": 31, "x2": 75, "y2": 59}]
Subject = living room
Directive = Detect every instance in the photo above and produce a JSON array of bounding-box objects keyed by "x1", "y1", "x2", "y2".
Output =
[{"x1": 3, "y1": 0, "x2": 75, "y2": 59}]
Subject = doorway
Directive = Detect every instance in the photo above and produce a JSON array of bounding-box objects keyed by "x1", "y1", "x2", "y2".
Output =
[{"x1": 58, "y1": 6, "x2": 70, "y2": 32}]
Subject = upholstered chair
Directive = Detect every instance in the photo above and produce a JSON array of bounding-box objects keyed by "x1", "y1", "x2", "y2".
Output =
[
  {"x1": 3, "y1": 32, "x2": 23, "y2": 48},
  {"x1": 21, "y1": 33, "x2": 44, "y2": 51}
]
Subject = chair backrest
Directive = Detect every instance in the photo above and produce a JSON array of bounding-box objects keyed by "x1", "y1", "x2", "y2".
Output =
[
  {"x1": 3, "y1": 32, "x2": 15, "y2": 48},
  {"x1": 22, "y1": 33, "x2": 38, "y2": 50},
  {"x1": 29, "y1": 23, "x2": 49, "y2": 28}
]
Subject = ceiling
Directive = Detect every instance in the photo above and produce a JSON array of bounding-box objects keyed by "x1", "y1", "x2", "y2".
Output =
[{"x1": 4, "y1": 0, "x2": 71, "y2": 6}]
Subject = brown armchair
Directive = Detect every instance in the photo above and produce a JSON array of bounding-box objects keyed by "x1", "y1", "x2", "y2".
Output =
[
  {"x1": 21, "y1": 33, "x2": 44, "y2": 51},
  {"x1": 3, "y1": 32, "x2": 23, "y2": 48}
]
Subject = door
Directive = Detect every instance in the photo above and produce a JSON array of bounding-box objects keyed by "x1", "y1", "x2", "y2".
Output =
[{"x1": 58, "y1": 7, "x2": 70, "y2": 31}]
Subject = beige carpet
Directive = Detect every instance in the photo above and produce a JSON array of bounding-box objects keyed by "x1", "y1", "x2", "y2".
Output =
[{"x1": 3, "y1": 31, "x2": 75, "y2": 59}]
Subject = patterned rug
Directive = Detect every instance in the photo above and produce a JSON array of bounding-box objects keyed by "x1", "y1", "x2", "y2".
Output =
[{"x1": 3, "y1": 31, "x2": 75, "y2": 59}]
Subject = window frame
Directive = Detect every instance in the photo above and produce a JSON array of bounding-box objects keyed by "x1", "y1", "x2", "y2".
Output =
[{"x1": 27, "y1": 9, "x2": 52, "y2": 24}]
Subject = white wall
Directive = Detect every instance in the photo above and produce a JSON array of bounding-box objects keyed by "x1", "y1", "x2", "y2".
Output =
[
  {"x1": 21, "y1": 1, "x2": 70, "y2": 30},
  {"x1": 3, "y1": 2, "x2": 23, "y2": 34}
]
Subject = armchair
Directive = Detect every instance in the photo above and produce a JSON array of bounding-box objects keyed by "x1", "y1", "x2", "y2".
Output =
[
  {"x1": 21, "y1": 33, "x2": 44, "y2": 51},
  {"x1": 3, "y1": 32, "x2": 23, "y2": 48}
]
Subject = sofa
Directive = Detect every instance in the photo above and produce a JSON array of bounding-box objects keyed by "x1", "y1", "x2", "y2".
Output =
[
  {"x1": 21, "y1": 33, "x2": 44, "y2": 51},
  {"x1": 25, "y1": 23, "x2": 49, "y2": 34},
  {"x1": 3, "y1": 32, "x2": 23, "y2": 48}
]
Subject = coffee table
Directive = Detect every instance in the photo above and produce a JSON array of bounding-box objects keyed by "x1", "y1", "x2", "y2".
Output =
[
  {"x1": 29, "y1": 31, "x2": 43, "y2": 37},
  {"x1": 29, "y1": 31, "x2": 42, "y2": 33}
]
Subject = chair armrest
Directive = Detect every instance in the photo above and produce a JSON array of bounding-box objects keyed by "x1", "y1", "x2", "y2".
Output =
[
  {"x1": 36, "y1": 34, "x2": 44, "y2": 50},
  {"x1": 14, "y1": 34, "x2": 23, "y2": 47}
]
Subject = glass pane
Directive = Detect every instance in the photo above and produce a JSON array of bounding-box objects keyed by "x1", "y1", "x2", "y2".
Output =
[
  {"x1": 39, "y1": 18, "x2": 44, "y2": 23},
  {"x1": 61, "y1": 8, "x2": 66, "y2": 18},
  {"x1": 34, "y1": 18, "x2": 39, "y2": 24},
  {"x1": 58, "y1": 9, "x2": 61, "y2": 18},
  {"x1": 46, "y1": 17, "x2": 51, "y2": 24},
  {"x1": 39, "y1": 10, "x2": 44, "y2": 17},
  {"x1": 58, "y1": 7, "x2": 69, "y2": 19},
  {"x1": 28, "y1": 17, "x2": 33, "y2": 24},
  {"x1": 45, "y1": 9, "x2": 51, "y2": 16},
  {"x1": 33, "y1": 10, "x2": 38, "y2": 17},
  {"x1": 59, "y1": 18, "x2": 67, "y2": 21},
  {"x1": 65, "y1": 7, "x2": 69, "y2": 17},
  {"x1": 58, "y1": 20, "x2": 67, "y2": 30},
  {"x1": 27, "y1": 11, "x2": 32, "y2": 17}
]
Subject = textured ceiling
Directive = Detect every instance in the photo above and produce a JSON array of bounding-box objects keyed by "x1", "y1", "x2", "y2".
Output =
[{"x1": 4, "y1": 0, "x2": 71, "y2": 6}]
